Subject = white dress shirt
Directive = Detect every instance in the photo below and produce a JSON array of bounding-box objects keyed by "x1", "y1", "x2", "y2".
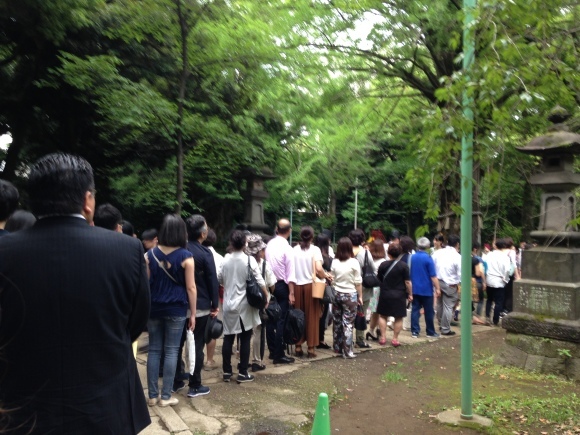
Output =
[
  {"x1": 485, "y1": 249, "x2": 511, "y2": 288},
  {"x1": 432, "y1": 246, "x2": 461, "y2": 285}
]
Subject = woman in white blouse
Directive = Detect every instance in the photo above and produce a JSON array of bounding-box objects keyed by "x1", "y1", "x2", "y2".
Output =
[
  {"x1": 293, "y1": 226, "x2": 331, "y2": 358},
  {"x1": 219, "y1": 230, "x2": 267, "y2": 383},
  {"x1": 331, "y1": 237, "x2": 363, "y2": 359}
]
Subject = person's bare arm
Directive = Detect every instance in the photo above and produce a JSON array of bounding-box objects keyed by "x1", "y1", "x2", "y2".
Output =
[
  {"x1": 405, "y1": 280, "x2": 413, "y2": 302},
  {"x1": 183, "y1": 257, "x2": 197, "y2": 330},
  {"x1": 476, "y1": 262, "x2": 486, "y2": 289},
  {"x1": 431, "y1": 276, "x2": 441, "y2": 298},
  {"x1": 356, "y1": 283, "x2": 363, "y2": 306}
]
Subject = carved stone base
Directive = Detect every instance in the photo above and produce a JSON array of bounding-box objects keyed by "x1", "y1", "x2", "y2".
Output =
[
  {"x1": 498, "y1": 314, "x2": 580, "y2": 380},
  {"x1": 502, "y1": 312, "x2": 580, "y2": 342}
]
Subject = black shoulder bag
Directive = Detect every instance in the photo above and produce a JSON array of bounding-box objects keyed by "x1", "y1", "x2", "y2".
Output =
[
  {"x1": 362, "y1": 250, "x2": 381, "y2": 288},
  {"x1": 246, "y1": 255, "x2": 266, "y2": 309}
]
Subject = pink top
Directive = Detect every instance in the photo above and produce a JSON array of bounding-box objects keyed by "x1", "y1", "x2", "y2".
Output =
[{"x1": 265, "y1": 235, "x2": 296, "y2": 284}]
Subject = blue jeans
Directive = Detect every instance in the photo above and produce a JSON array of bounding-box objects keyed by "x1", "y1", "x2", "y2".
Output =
[
  {"x1": 147, "y1": 316, "x2": 186, "y2": 400},
  {"x1": 411, "y1": 295, "x2": 436, "y2": 336}
]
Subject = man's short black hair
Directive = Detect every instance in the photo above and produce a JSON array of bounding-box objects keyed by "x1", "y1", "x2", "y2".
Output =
[
  {"x1": 185, "y1": 214, "x2": 207, "y2": 241},
  {"x1": 141, "y1": 228, "x2": 158, "y2": 241},
  {"x1": 348, "y1": 228, "x2": 365, "y2": 247},
  {"x1": 495, "y1": 238, "x2": 509, "y2": 250},
  {"x1": 0, "y1": 180, "x2": 19, "y2": 221},
  {"x1": 447, "y1": 234, "x2": 460, "y2": 248},
  {"x1": 158, "y1": 214, "x2": 187, "y2": 248},
  {"x1": 28, "y1": 153, "x2": 94, "y2": 217},
  {"x1": 94, "y1": 203, "x2": 122, "y2": 231},
  {"x1": 202, "y1": 229, "x2": 217, "y2": 247},
  {"x1": 122, "y1": 220, "x2": 135, "y2": 237},
  {"x1": 5, "y1": 210, "x2": 36, "y2": 232}
]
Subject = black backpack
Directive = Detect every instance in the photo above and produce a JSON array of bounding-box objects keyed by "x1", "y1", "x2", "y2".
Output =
[{"x1": 283, "y1": 308, "x2": 305, "y2": 345}]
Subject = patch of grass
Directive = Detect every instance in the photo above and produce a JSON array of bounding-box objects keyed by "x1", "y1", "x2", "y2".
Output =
[
  {"x1": 381, "y1": 370, "x2": 406, "y2": 383},
  {"x1": 473, "y1": 355, "x2": 569, "y2": 384},
  {"x1": 471, "y1": 355, "x2": 580, "y2": 433},
  {"x1": 474, "y1": 393, "x2": 580, "y2": 433},
  {"x1": 381, "y1": 363, "x2": 407, "y2": 383}
]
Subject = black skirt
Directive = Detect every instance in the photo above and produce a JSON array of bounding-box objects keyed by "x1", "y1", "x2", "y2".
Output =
[{"x1": 376, "y1": 289, "x2": 407, "y2": 318}]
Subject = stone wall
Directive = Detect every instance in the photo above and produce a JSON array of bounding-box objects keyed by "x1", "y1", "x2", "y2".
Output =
[{"x1": 497, "y1": 332, "x2": 580, "y2": 380}]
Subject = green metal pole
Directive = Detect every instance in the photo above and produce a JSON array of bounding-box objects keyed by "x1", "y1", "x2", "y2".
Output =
[{"x1": 460, "y1": 0, "x2": 476, "y2": 420}]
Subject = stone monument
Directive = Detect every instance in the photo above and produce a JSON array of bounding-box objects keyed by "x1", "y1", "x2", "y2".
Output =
[
  {"x1": 241, "y1": 167, "x2": 275, "y2": 236},
  {"x1": 498, "y1": 107, "x2": 580, "y2": 379}
]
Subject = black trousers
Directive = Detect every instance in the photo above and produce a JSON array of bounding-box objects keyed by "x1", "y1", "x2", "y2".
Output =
[
  {"x1": 485, "y1": 286, "x2": 505, "y2": 325},
  {"x1": 503, "y1": 276, "x2": 515, "y2": 312},
  {"x1": 267, "y1": 280, "x2": 290, "y2": 359},
  {"x1": 186, "y1": 314, "x2": 209, "y2": 388},
  {"x1": 223, "y1": 319, "x2": 252, "y2": 375},
  {"x1": 319, "y1": 301, "x2": 329, "y2": 342}
]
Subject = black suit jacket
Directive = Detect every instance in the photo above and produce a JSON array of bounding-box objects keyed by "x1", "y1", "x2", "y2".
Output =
[
  {"x1": 186, "y1": 241, "x2": 219, "y2": 311},
  {"x1": 0, "y1": 216, "x2": 151, "y2": 434}
]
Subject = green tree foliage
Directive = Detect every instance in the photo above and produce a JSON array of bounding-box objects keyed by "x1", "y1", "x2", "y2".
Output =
[
  {"x1": 51, "y1": 0, "x2": 287, "y2": 220},
  {"x1": 1, "y1": 0, "x2": 579, "y2": 241},
  {"x1": 281, "y1": 0, "x2": 580, "y2": 241},
  {"x1": 0, "y1": 0, "x2": 106, "y2": 179}
]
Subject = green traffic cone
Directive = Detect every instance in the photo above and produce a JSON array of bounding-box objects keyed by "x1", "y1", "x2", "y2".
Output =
[{"x1": 311, "y1": 393, "x2": 331, "y2": 435}]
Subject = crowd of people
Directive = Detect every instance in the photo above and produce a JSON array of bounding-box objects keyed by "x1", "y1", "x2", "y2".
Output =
[{"x1": 0, "y1": 152, "x2": 524, "y2": 434}]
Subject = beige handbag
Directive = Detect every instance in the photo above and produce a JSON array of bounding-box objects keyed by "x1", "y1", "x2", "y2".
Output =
[{"x1": 312, "y1": 256, "x2": 326, "y2": 298}]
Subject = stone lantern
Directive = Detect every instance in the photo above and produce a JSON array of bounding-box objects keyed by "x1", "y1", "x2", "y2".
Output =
[
  {"x1": 516, "y1": 108, "x2": 580, "y2": 240},
  {"x1": 241, "y1": 167, "x2": 275, "y2": 236},
  {"x1": 498, "y1": 107, "x2": 580, "y2": 380}
]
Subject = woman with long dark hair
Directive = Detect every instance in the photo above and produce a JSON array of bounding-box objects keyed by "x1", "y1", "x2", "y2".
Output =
[
  {"x1": 145, "y1": 214, "x2": 197, "y2": 407},
  {"x1": 331, "y1": 237, "x2": 362, "y2": 359},
  {"x1": 293, "y1": 226, "x2": 330, "y2": 358}
]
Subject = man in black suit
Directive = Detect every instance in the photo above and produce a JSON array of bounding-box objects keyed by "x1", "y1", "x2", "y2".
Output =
[
  {"x1": 0, "y1": 153, "x2": 151, "y2": 434},
  {"x1": 183, "y1": 214, "x2": 219, "y2": 398},
  {"x1": 94, "y1": 202, "x2": 123, "y2": 232},
  {"x1": 0, "y1": 179, "x2": 19, "y2": 237}
]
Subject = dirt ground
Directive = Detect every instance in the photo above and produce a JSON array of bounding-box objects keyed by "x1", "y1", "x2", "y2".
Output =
[
  {"x1": 172, "y1": 329, "x2": 493, "y2": 435},
  {"x1": 140, "y1": 326, "x2": 579, "y2": 434},
  {"x1": 327, "y1": 331, "x2": 490, "y2": 434}
]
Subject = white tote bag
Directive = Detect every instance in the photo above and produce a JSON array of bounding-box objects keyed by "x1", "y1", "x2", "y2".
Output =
[{"x1": 186, "y1": 329, "x2": 196, "y2": 375}]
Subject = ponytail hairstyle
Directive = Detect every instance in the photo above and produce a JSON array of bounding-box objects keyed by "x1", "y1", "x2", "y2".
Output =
[{"x1": 299, "y1": 226, "x2": 314, "y2": 250}]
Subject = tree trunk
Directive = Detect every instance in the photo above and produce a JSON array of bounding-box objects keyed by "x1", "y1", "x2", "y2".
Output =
[
  {"x1": 472, "y1": 159, "x2": 482, "y2": 245},
  {"x1": 174, "y1": 0, "x2": 190, "y2": 214},
  {"x1": 329, "y1": 188, "x2": 337, "y2": 232}
]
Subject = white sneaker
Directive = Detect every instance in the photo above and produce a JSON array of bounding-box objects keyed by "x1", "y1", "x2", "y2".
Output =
[
  {"x1": 147, "y1": 397, "x2": 158, "y2": 407},
  {"x1": 204, "y1": 360, "x2": 218, "y2": 371},
  {"x1": 159, "y1": 397, "x2": 179, "y2": 407}
]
